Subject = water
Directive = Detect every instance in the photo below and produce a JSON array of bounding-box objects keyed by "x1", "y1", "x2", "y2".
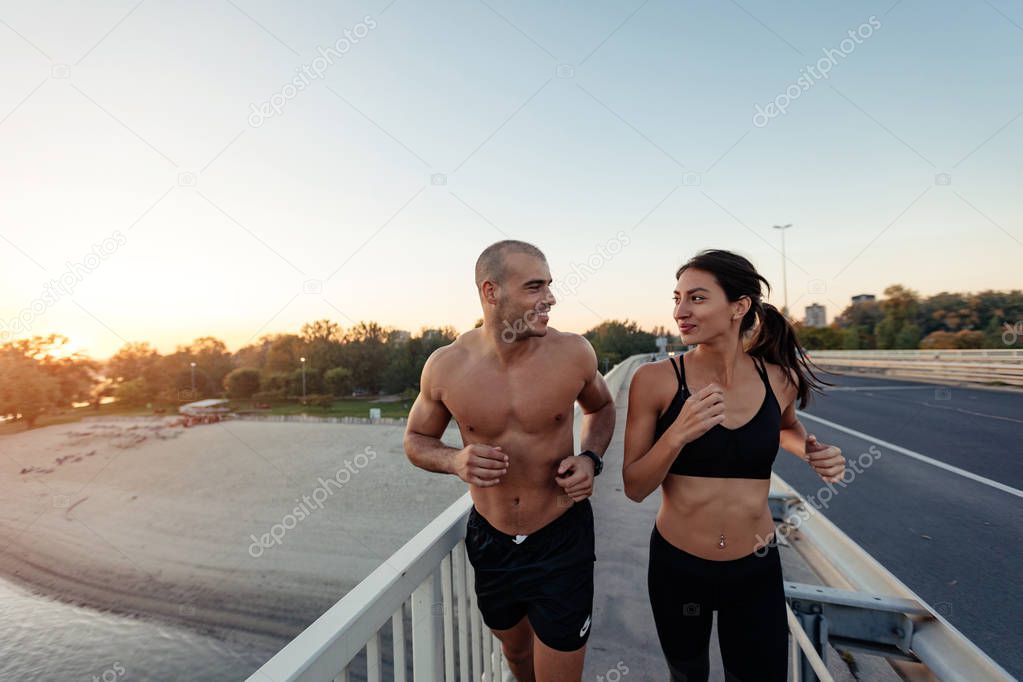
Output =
[{"x1": 0, "y1": 577, "x2": 282, "y2": 681}]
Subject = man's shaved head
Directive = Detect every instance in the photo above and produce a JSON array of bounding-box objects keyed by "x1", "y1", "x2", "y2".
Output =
[{"x1": 475, "y1": 240, "x2": 547, "y2": 289}]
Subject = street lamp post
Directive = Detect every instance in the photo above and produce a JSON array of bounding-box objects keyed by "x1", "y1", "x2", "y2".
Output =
[
  {"x1": 300, "y1": 357, "x2": 307, "y2": 399},
  {"x1": 772, "y1": 224, "x2": 792, "y2": 319},
  {"x1": 189, "y1": 362, "x2": 196, "y2": 397}
]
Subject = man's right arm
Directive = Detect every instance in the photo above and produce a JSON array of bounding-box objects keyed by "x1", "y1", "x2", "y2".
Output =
[
  {"x1": 403, "y1": 348, "x2": 459, "y2": 474},
  {"x1": 403, "y1": 348, "x2": 508, "y2": 486}
]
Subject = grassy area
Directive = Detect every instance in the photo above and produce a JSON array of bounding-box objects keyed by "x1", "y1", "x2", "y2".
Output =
[
  {"x1": 230, "y1": 397, "x2": 413, "y2": 419},
  {"x1": 0, "y1": 396, "x2": 414, "y2": 436},
  {"x1": 0, "y1": 401, "x2": 163, "y2": 436}
]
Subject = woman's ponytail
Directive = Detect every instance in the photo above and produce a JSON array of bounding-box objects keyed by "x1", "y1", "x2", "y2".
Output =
[{"x1": 748, "y1": 301, "x2": 831, "y2": 409}]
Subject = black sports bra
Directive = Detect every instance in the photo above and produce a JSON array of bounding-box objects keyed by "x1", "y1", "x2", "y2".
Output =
[{"x1": 653, "y1": 353, "x2": 781, "y2": 479}]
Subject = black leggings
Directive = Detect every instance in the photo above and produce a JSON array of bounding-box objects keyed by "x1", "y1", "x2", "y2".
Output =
[{"x1": 647, "y1": 525, "x2": 788, "y2": 681}]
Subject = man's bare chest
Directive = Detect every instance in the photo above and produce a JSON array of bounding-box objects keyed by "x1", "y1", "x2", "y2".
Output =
[{"x1": 441, "y1": 368, "x2": 583, "y2": 435}]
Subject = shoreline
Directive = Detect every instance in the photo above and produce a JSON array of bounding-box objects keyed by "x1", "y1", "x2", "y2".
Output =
[
  {"x1": 0, "y1": 543, "x2": 303, "y2": 647},
  {"x1": 0, "y1": 416, "x2": 467, "y2": 662}
]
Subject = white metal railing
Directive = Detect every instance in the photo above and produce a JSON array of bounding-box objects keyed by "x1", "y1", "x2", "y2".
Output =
[
  {"x1": 249, "y1": 490, "x2": 498, "y2": 682},
  {"x1": 786, "y1": 605, "x2": 833, "y2": 682},
  {"x1": 806, "y1": 348, "x2": 1023, "y2": 386}
]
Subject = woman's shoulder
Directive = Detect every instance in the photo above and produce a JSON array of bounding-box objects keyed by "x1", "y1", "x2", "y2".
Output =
[
  {"x1": 760, "y1": 358, "x2": 799, "y2": 405},
  {"x1": 630, "y1": 358, "x2": 681, "y2": 404}
]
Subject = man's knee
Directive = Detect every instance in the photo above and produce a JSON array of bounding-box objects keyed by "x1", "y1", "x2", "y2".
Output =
[
  {"x1": 498, "y1": 630, "x2": 533, "y2": 663},
  {"x1": 494, "y1": 618, "x2": 534, "y2": 664},
  {"x1": 501, "y1": 638, "x2": 533, "y2": 665}
]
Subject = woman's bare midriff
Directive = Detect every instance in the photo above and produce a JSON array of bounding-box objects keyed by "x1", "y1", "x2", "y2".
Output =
[
  {"x1": 655, "y1": 473, "x2": 777, "y2": 560},
  {"x1": 462, "y1": 427, "x2": 577, "y2": 536}
]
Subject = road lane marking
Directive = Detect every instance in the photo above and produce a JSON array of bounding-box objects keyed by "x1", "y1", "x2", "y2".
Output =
[
  {"x1": 797, "y1": 411, "x2": 1023, "y2": 500},
  {"x1": 825, "y1": 386, "x2": 941, "y2": 391}
]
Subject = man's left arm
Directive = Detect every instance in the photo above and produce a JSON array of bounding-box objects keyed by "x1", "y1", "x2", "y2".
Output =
[{"x1": 555, "y1": 338, "x2": 615, "y2": 501}]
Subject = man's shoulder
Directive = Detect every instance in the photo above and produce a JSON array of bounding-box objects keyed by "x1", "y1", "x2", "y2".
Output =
[
  {"x1": 425, "y1": 330, "x2": 475, "y2": 369},
  {"x1": 544, "y1": 330, "x2": 598, "y2": 383},
  {"x1": 545, "y1": 328, "x2": 594, "y2": 358}
]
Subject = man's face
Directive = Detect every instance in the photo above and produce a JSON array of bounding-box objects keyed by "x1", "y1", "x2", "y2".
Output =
[{"x1": 491, "y1": 253, "x2": 557, "y2": 342}]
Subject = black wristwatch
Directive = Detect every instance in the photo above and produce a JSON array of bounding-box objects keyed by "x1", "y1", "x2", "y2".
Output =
[{"x1": 578, "y1": 450, "x2": 603, "y2": 476}]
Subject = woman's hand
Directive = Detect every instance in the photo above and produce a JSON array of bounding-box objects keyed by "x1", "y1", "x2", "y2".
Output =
[
  {"x1": 805, "y1": 434, "x2": 845, "y2": 482},
  {"x1": 672, "y1": 383, "x2": 726, "y2": 444}
]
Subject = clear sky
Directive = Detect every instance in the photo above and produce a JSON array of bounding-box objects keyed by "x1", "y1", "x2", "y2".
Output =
[{"x1": 1, "y1": 0, "x2": 1020, "y2": 360}]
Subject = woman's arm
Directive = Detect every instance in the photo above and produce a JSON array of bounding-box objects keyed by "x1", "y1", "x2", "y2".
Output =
[
  {"x1": 775, "y1": 365, "x2": 845, "y2": 482},
  {"x1": 622, "y1": 364, "x2": 682, "y2": 501},
  {"x1": 779, "y1": 399, "x2": 809, "y2": 460},
  {"x1": 622, "y1": 362, "x2": 723, "y2": 502},
  {"x1": 776, "y1": 366, "x2": 809, "y2": 460}
]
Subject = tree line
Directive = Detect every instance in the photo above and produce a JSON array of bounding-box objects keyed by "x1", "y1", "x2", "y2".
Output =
[
  {"x1": 797, "y1": 286, "x2": 1023, "y2": 350},
  {"x1": 2, "y1": 285, "x2": 1019, "y2": 427}
]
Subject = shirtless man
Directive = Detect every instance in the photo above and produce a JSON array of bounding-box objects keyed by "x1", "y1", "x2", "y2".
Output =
[{"x1": 403, "y1": 240, "x2": 616, "y2": 682}]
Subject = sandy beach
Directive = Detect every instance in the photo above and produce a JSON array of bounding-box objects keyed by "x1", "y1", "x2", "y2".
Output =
[{"x1": 0, "y1": 416, "x2": 467, "y2": 654}]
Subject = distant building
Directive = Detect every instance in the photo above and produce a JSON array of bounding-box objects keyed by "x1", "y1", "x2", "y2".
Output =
[
  {"x1": 390, "y1": 330, "x2": 412, "y2": 344},
  {"x1": 851, "y1": 294, "x2": 876, "y2": 304},
  {"x1": 804, "y1": 303, "x2": 826, "y2": 328}
]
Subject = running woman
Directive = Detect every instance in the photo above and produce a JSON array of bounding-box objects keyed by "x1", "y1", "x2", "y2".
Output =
[
  {"x1": 404, "y1": 240, "x2": 616, "y2": 682},
  {"x1": 623, "y1": 249, "x2": 845, "y2": 681}
]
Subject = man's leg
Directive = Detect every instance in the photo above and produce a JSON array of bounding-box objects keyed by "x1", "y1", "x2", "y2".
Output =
[
  {"x1": 491, "y1": 615, "x2": 536, "y2": 682},
  {"x1": 532, "y1": 636, "x2": 585, "y2": 682},
  {"x1": 526, "y1": 499, "x2": 595, "y2": 682},
  {"x1": 465, "y1": 508, "x2": 532, "y2": 679}
]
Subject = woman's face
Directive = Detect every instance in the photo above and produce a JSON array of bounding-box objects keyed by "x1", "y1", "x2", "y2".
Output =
[{"x1": 672, "y1": 268, "x2": 749, "y2": 344}]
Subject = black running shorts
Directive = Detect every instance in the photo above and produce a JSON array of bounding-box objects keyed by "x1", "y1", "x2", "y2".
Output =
[{"x1": 465, "y1": 498, "x2": 596, "y2": 652}]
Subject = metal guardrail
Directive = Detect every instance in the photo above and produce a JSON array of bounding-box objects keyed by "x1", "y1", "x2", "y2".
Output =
[
  {"x1": 806, "y1": 349, "x2": 1023, "y2": 387},
  {"x1": 808, "y1": 349, "x2": 1023, "y2": 358},
  {"x1": 769, "y1": 484, "x2": 1014, "y2": 681}
]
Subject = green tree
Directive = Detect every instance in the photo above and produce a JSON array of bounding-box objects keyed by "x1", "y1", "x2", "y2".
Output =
[
  {"x1": 106, "y1": 341, "x2": 164, "y2": 401},
  {"x1": 0, "y1": 352, "x2": 61, "y2": 427},
  {"x1": 324, "y1": 366, "x2": 354, "y2": 396},
  {"x1": 113, "y1": 377, "x2": 154, "y2": 405},
  {"x1": 797, "y1": 325, "x2": 844, "y2": 350},
  {"x1": 583, "y1": 320, "x2": 657, "y2": 370},
  {"x1": 894, "y1": 322, "x2": 922, "y2": 349},
  {"x1": 300, "y1": 319, "x2": 345, "y2": 371},
  {"x1": 225, "y1": 368, "x2": 262, "y2": 398},
  {"x1": 342, "y1": 322, "x2": 391, "y2": 393}
]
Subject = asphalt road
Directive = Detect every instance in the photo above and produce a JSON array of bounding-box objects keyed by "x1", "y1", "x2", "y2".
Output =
[{"x1": 772, "y1": 370, "x2": 1022, "y2": 678}]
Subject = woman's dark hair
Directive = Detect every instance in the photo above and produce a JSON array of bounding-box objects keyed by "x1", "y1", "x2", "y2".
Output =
[{"x1": 676, "y1": 249, "x2": 832, "y2": 408}]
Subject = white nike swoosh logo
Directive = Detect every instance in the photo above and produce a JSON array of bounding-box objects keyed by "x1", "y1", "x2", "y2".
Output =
[{"x1": 579, "y1": 615, "x2": 591, "y2": 637}]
